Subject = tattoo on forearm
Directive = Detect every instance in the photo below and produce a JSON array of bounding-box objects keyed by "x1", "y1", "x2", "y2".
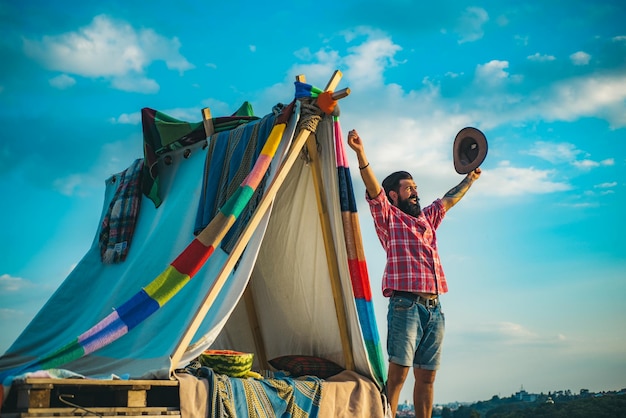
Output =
[{"x1": 444, "y1": 177, "x2": 471, "y2": 199}]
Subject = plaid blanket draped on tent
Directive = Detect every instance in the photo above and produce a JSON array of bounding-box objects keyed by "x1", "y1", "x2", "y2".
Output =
[{"x1": 99, "y1": 158, "x2": 144, "y2": 264}]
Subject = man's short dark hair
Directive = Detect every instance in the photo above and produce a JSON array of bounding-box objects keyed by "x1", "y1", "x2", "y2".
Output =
[{"x1": 382, "y1": 171, "x2": 413, "y2": 201}]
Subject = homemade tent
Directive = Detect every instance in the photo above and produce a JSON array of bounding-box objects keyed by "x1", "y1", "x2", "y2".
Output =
[{"x1": 0, "y1": 71, "x2": 388, "y2": 417}]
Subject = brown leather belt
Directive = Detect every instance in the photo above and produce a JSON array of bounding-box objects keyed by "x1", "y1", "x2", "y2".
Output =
[{"x1": 392, "y1": 290, "x2": 439, "y2": 308}]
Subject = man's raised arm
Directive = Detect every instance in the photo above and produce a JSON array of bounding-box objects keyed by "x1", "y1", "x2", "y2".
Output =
[
  {"x1": 347, "y1": 129, "x2": 382, "y2": 199},
  {"x1": 441, "y1": 168, "x2": 482, "y2": 211}
]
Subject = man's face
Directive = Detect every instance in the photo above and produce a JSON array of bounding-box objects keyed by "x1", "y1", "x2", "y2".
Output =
[{"x1": 394, "y1": 179, "x2": 421, "y2": 217}]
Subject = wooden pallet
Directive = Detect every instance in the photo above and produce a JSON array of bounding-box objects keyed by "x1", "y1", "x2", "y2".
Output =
[{"x1": 1, "y1": 378, "x2": 180, "y2": 418}]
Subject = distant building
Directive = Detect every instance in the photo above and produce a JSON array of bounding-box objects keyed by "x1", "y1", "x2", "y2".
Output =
[
  {"x1": 396, "y1": 401, "x2": 416, "y2": 417},
  {"x1": 397, "y1": 400, "x2": 413, "y2": 412},
  {"x1": 515, "y1": 385, "x2": 537, "y2": 402}
]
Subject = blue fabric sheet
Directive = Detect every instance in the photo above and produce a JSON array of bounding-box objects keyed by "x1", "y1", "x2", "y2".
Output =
[{"x1": 194, "y1": 112, "x2": 277, "y2": 253}]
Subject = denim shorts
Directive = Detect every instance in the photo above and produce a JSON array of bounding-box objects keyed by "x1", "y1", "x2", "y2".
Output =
[{"x1": 387, "y1": 294, "x2": 445, "y2": 370}]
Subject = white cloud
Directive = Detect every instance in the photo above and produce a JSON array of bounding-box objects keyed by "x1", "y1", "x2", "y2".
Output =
[
  {"x1": 49, "y1": 74, "x2": 76, "y2": 89},
  {"x1": 519, "y1": 74, "x2": 626, "y2": 129},
  {"x1": 258, "y1": 28, "x2": 403, "y2": 110},
  {"x1": 293, "y1": 47, "x2": 314, "y2": 61},
  {"x1": 594, "y1": 181, "x2": 617, "y2": 188},
  {"x1": 466, "y1": 321, "x2": 568, "y2": 346},
  {"x1": 23, "y1": 14, "x2": 194, "y2": 93},
  {"x1": 445, "y1": 71, "x2": 463, "y2": 78},
  {"x1": 0, "y1": 274, "x2": 30, "y2": 292},
  {"x1": 527, "y1": 143, "x2": 614, "y2": 171},
  {"x1": 475, "y1": 60, "x2": 510, "y2": 84},
  {"x1": 495, "y1": 14, "x2": 509, "y2": 27},
  {"x1": 572, "y1": 160, "x2": 596, "y2": 169},
  {"x1": 438, "y1": 58, "x2": 626, "y2": 130},
  {"x1": 566, "y1": 201, "x2": 599, "y2": 208},
  {"x1": 112, "y1": 112, "x2": 142, "y2": 125},
  {"x1": 570, "y1": 51, "x2": 591, "y2": 65},
  {"x1": 52, "y1": 173, "x2": 88, "y2": 196},
  {"x1": 342, "y1": 27, "x2": 402, "y2": 89},
  {"x1": 111, "y1": 75, "x2": 159, "y2": 94},
  {"x1": 527, "y1": 52, "x2": 556, "y2": 62},
  {"x1": 474, "y1": 161, "x2": 571, "y2": 196},
  {"x1": 515, "y1": 35, "x2": 529, "y2": 46},
  {"x1": 572, "y1": 158, "x2": 614, "y2": 170},
  {"x1": 494, "y1": 322, "x2": 538, "y2": 340},
  {"x1": 455, "y1": 7, "x2": 489, "y2": 44},
  {"x1": 0, "y1": 308, "x2": 23, "y2": 320},
  {"x1": 527, "y1": 141, "x2": 581, "y2": 163}
]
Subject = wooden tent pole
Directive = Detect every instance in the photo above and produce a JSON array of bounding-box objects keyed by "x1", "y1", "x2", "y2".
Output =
[
  {"x1": 299, "y1": 70, "x2": 355, "y2": 370},
  {"x1": 305, "y1": 134, "x2": 355, "y2": 371},
  {"x1": 324, "y1": 70, "x2": 342, "y2": 92},
  {"x1": 169, "y1": 124, "x2": 314, "y2": 372},
  {"x1": 201, "y1": 107, "x2": 214, "y2": 138},
  {"x1": 243, "y1": 284, "x2": 268, "y2": 369}
]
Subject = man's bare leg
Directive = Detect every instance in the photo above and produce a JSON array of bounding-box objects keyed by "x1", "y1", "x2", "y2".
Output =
[
  {"x1": 413, "y1": 368, "x2": 436, "y2": 418},
  {"x1": 387, "y1": 362, "x2": 410, "y2": 417}
]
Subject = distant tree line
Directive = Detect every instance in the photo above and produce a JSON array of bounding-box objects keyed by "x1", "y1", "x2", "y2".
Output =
[
  {"x1": 486, "y1": 395, "x2": 626, "y2": 418},
  {"x1": 438, "y1": 394, "x2": 626, "y2": 418}
]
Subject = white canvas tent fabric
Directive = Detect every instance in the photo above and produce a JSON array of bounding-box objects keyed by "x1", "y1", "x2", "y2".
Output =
[{"x1": 0, "y1": 88, "x2": 386, "y2": 398}]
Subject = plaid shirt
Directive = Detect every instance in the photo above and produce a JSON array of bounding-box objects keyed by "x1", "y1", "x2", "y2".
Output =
[{"x1": 367, "y1": 189, "x2": 448, "y2": 297}]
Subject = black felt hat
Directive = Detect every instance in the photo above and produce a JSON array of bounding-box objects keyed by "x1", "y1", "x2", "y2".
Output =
[{"x1": 453, "y1": 127, "x2": 488, "y2": 174}]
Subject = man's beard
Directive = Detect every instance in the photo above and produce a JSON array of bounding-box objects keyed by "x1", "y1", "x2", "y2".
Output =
[{"x1": 397, "y1": 196, "x2": 421, "y2": 217}]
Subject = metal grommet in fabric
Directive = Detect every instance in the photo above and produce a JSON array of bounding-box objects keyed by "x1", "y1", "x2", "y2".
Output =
[
  {"x1": 184, "y1": 149, "x2": 191, "y2": 159},
  {"x1": 164, "y1": 155, "x2": 173, "y2": 165}
]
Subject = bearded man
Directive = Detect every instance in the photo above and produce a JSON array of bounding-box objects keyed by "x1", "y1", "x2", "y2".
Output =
[{"x1": 347, "y1": 129, "x2": 481, "y2": 418}]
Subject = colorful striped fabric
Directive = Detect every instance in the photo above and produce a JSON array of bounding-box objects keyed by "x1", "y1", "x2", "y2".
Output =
[
  {"x1": 294, "y1": 81, "x2": 324, "y2": 99},
  {"x1": 3, "y1": 105, "x2": 291, "y2": 378},
  {"x1": 332, "y1": 116, "x2": 387, "y2": 386},
  {"x1": 294, "y1": 80, "x2": 387, "y2": 385}
]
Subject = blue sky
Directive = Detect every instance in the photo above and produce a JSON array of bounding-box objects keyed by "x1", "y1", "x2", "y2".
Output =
[{"x1": 1, "y1": 0, "x2": 625, "y2": 405}]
